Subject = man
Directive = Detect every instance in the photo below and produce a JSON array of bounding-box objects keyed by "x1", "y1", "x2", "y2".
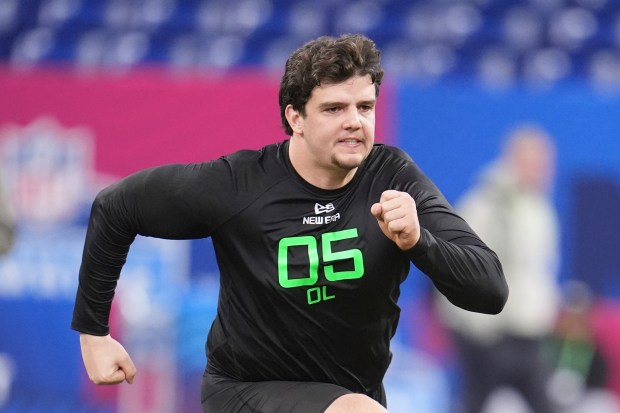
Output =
[
  {"x1": 73, "y1": 34, "x2": 508, "y2": 413},
  {"x1": 437, "y1": 124, "x2": 559, "y2": 413}
]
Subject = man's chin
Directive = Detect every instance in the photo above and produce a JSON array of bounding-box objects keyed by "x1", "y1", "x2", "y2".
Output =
[{"x1": 333, "y1": 154, "x2": 365, "y2": 170}]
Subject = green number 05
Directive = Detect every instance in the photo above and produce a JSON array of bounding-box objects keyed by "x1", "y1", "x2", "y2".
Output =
[{"x1": 277, "y1": 228, "x2": 364, "y2": 288}]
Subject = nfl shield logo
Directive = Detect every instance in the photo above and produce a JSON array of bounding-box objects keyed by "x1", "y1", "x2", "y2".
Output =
[{"x1": 0, "y1": 116, "x2": 94, "y2": 226}]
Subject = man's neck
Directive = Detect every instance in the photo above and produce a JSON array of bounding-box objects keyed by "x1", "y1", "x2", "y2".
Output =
[{"x1": 288, "y1": 139, "x2": 356, "y2": 190}]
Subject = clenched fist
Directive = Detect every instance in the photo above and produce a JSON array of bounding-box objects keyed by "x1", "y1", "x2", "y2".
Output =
[
  {"x1": 79, "y1": 333, "x2": 137, "y2": 385},
  {"x1": 371, "y1": 190, "x2": 421, "y2": 251}
]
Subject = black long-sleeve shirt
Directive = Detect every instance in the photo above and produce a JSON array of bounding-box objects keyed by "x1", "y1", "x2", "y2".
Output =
[{"x1": 72, "y1": 140, "x2": 507, "y2": 396}]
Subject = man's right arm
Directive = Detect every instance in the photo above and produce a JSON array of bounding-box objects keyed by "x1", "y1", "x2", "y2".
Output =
[
  {"x1": 72, "y1": 163, "x2": 232, "y2": 384},
  {"x1": 72, "y1": 163, "x2": 225, "y2": 335}
]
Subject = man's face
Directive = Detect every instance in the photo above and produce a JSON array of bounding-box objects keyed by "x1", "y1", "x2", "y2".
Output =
[
  {"x1": 508, "y1": 133, "x2": 556, "y2": 192},
  {"x1": 294, "y1": 75, "x2": 376, "y2": 173}
]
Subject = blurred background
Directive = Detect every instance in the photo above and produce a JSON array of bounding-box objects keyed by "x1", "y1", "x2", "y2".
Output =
[{"x1": 0, "y1": 0, "x2": 619, "y2": 412}]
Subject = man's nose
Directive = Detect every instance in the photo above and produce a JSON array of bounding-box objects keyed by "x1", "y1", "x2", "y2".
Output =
[{"x1": 343, "y1": 108, "x2": 362, "y2": 130}]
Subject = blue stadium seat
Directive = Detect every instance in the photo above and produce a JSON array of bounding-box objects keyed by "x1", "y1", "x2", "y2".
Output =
[{"x1": 0, "y1": 0, "x2": 619, "y2": 88}]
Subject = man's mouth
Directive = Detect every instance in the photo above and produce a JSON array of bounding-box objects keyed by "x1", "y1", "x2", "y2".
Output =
[{"x1": 339, "y1": 138, "x2": 363, "y2": 146}]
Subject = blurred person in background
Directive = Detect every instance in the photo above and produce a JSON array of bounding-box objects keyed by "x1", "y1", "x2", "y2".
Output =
[
  {"x1": 0, "y1": 167, "x2": 15, "y2": 409},
  {"x1": 546, "y1": 281, "x2": 619, "y2": 413},
  {"x1": 438, "y1": 124, "x2": 560, "y2": 413},
  {"x1": 0, "y1": 169, "x2": 14, "y2": 257},
  {"x1": 72, "y1": 34, "x2": 508, "y2": 413}
]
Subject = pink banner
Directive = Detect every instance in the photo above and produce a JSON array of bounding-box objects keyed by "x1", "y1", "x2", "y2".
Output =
[{"x1": 0, "y1": 67, "x2": 393, "y2": 178}]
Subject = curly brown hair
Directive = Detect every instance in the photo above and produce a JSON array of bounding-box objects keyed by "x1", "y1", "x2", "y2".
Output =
[{"x1": 278, "y1": 34, "x2": 384, "y2": 136}]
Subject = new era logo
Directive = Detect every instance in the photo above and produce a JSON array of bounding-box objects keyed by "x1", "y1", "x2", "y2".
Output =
[{"x1": 314, "y1": 203, "x2": 335, "y2": 215}]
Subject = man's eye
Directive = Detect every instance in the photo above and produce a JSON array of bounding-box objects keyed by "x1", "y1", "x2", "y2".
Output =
[
  {"x1": 360, "y1": 105, "x2": 373, "y2": 111},
  {"x1": 325, "y1": 107, "x2": 340, "y2": 113}
]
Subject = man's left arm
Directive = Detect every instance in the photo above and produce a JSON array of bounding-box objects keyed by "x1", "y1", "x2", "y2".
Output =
[{"x1": 371, "y1": 189, "x2": 508, "y2": 314}]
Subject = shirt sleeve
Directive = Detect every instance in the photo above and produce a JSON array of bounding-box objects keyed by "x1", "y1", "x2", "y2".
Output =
[
  {"x1": 398, "y1": 162, "x2": 508, "y2": 314},
  {"x1": 71, "y1": 162, "x2": 235, "y2": 335}
]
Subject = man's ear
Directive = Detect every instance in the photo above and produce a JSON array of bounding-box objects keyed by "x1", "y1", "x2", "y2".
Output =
[{"x1": 285, "y1": 105, "x2": 303, "y2": 135}]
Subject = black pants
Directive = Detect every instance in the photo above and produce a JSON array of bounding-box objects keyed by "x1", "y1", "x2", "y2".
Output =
[{"x1": 201, "y1": 370, "x2": 387, "y2": 413}]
